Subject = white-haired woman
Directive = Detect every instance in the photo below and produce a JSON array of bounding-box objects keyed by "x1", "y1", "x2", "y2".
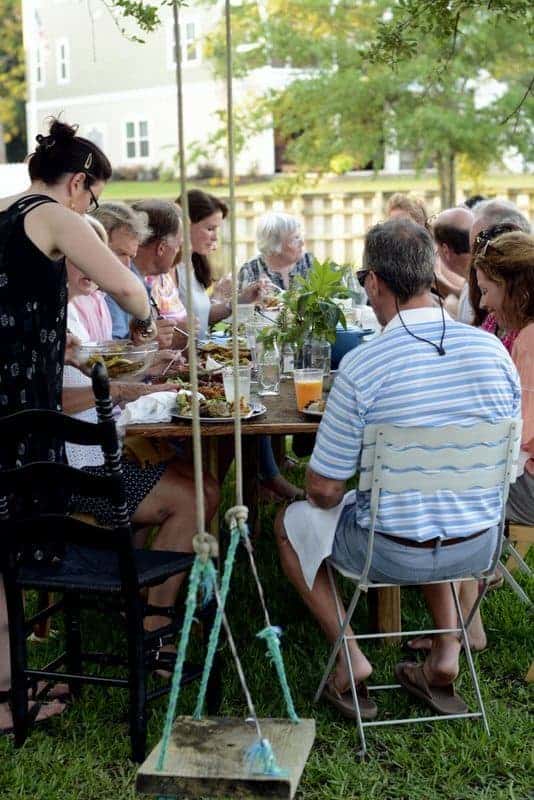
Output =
[{"x1": 238, "y1": 212, "x2": 313, "y2": 292}]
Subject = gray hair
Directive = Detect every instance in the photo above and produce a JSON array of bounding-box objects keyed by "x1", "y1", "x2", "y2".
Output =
[
  {"x1": 92, "y1": 201, "x2": 151, "y2": 243},
  {"x1": 363, "y1": 218, "x2": 435, "y2": 302},
  {"x1": 472, "y1": 198, "x2": 531, "y2": 234},
  {"x1": 256, "y1": 212, "x2": 301, "y2": 257}
]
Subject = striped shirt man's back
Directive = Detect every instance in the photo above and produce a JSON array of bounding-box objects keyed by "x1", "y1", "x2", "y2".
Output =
[{"x1": 310, "y1": 307, "x2": 521, "y2": 541}]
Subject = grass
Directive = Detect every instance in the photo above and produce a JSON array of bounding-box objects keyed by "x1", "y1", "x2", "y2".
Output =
[
  {"x1": 0, "y1": 458, "x2": 532, "y2": 800},
  {"x1": 101, "y1": 173, "x2": 534, "y2": 202}
]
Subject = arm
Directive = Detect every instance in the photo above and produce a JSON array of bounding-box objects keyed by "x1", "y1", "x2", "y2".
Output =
[
  {"x1": 44, "y1": 205, "x2": 151, "y2": 321},
  {"x1": 306, "y1": 466, "x2": 346, "y2": 509},
  {"x1": 63, "y1": 381, "x2": 177, "y2": 414}
]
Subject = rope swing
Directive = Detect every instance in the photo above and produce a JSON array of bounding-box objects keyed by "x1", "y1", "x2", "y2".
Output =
[{"x1": 152, "y1": 0, "x2": 301, "y2": 790}]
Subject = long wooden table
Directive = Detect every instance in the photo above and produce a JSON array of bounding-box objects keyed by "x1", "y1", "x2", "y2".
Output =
[{"x1": 126, "y1": 379, "x2": 401, "y2": 641}]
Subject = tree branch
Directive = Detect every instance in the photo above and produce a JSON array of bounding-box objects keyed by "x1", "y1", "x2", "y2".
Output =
[{"x1": 500, "y1": 73, "x2": 534, "y2": 125}]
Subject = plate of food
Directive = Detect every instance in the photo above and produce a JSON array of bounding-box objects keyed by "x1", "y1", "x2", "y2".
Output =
[
  {"x1": 300, "y1": 399, "x2": 326, "y2": 418},
  {"x1": 77, "y1": 340, "x2": 159, "y2": 379},
  {"x1": 172, "y1": 394, "x2": 266, "y2": 423},
  {"x1": 198, "y1": 341, "x2": 251, "y2": 367}
]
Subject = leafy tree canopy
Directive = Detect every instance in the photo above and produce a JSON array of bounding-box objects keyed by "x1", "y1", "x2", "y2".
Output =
[{"x1": 0, "y1": 0, "x2": 26, "y2": 159}]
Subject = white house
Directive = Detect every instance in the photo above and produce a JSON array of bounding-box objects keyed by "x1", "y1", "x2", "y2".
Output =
[{"x1": 21, "y1": 0, "x2": 282, "y2": 176}]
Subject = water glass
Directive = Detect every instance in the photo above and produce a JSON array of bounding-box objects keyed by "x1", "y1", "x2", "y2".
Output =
[
  {"x1": 222, "y1": 365, "x2": 251, "y2": 404},
  {"x1": 302, "y1": 339, "x2": 331, "y2": 376},
  {"x1": 257, "y1": 344, "x2": 280, "y2": 396}
]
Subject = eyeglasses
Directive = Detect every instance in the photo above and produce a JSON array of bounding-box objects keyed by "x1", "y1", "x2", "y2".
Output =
[
  {"x1": 356, "y1": 268, "x2": 371, "y2": 285},
  {"x1": 474, "y1": 223, "x2": 517, "y2": 255},
  {"x1": 87, "y1": 186, "x2": 99, "y2": 213}
]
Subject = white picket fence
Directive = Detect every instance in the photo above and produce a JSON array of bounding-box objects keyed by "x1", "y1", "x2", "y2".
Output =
[{"x1": 216, "y1": 187, "x2": 534, "y2": 274}]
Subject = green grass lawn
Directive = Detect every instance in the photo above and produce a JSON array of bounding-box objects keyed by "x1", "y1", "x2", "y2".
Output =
[
  {"x1": 0, "y1": 460, "x2": 532, "y2": 800},
  {"x1": 102, "y1": 173, "x2": 534, "y2": 202}
]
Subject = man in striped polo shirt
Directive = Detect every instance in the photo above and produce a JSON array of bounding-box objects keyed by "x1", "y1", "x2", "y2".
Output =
[{"x1": 275, "y1": 218, "x2": 520, "y2": 720}]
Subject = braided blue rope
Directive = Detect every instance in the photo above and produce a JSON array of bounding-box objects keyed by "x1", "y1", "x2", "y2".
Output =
[
  {"x1": 237, "y1": 519, "x2": 300, "y2": 724},
  {"x1": 256, "y1": 626, "x2": 299, "y2": 723},
  {"x1": 192, "y1": 523, "x2": 241, "y2": 720},
  {"x1": 245, "y1": 737, "x2": 287, "y2": 776},
  {"x1": 156, "y1": 556, "x2": 206, "y2": 773}
]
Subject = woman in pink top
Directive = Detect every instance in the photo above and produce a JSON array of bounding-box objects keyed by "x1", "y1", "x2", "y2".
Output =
[
  {"x1": 70, "y1": 216, "x2": 113, "y2": 341},
  {"x1": 474, "y1": 230, "x2": 534, "y2": 524}
]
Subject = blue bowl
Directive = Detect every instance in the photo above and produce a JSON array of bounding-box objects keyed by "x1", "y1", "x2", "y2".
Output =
[{"x1": 331, "y1": 326, "x2": 373, "y2": 369}]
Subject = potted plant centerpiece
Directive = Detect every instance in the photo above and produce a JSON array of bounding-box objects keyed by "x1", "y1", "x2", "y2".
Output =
[{"x1": 258, "y1": 258, "x2": 357, "y2": 373}]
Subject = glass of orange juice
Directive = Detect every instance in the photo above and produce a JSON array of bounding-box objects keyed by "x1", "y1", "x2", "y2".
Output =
[{"x1": 294, "y1": 368, "x2": 324, "y2": 412}]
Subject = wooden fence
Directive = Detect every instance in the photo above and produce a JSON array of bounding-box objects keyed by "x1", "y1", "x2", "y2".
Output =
[{"x1": 214, "y1": 187, "x2": 534, "y2": 275}]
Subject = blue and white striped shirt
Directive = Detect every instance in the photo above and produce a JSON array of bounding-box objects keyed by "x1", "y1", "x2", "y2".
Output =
[{"x1": 310, "y1": 308, "x2": 521, "y2": 541}]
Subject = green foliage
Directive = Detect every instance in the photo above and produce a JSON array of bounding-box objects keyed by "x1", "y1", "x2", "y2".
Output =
[
  {"x1": 0, "y1": 0, "x2": 26, "y2": 157},
  {"x1": 204, "y1": 0, "x2": 533, "y2": 206},
  {"x1": 258, "y1": 258, "x2": 352, "y2": 351}
]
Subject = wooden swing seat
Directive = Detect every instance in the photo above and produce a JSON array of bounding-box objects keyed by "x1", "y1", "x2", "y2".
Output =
[{"x1": 136, "y1": 716, "x2": 316, "y2": 799}]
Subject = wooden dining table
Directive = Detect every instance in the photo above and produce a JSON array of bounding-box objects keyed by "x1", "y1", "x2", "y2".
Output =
[{"x1": 126, "y1": 378, "x2": 401, "y2": 641}]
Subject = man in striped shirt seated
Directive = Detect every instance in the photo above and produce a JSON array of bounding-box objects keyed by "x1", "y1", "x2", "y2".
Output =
[{"x1": 275, "y1": 218, "x2": 520, "y2": 720}]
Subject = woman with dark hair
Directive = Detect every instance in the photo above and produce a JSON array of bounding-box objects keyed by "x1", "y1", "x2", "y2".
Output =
[
  {"x1": 474, "y1": 231, "x2": 534, "y2": 525},
  {"x1": 175, "y1": 189, "x2": 262, "y2": 339},
  {"x1": 0, "y1": 118, "x2": 153, "y2": 733}
]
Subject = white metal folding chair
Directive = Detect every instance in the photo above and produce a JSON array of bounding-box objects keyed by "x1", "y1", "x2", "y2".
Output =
[{"x1": 314, "y1": 420, "x2": 521, "y2": 757}]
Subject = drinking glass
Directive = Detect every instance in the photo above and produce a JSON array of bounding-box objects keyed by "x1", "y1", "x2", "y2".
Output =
[
  {"x1": 222, "y1": 365, "x2": 251, "y2": 404},
  {"x1": 302, "y1": 340, "x2": 331, "y2": 376},
  {"x1": 257, "y1": 344, "x2": 280, "y2": 396},
  {"x1": 293, "y1": 368, "x2": 324, "y2": 411}
]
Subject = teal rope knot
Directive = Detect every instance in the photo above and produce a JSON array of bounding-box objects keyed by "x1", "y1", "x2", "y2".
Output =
[
  {"x1": 245, "y1": 737, "x2": 286, "y2": 776},
  {"x1": 257, "y1": 626, "x2": 300, "y2": 723}
]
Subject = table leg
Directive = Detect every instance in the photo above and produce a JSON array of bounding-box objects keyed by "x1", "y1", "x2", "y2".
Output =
[
  {"x1": 368, "y1": 587, "x2": 401, "y2": 646},
  {"x1": 243, "y1": 437, "x2": 261, "y2": 537},
  {"x1": 205, "y1": 438, "x2": 220, "y2": 538}
]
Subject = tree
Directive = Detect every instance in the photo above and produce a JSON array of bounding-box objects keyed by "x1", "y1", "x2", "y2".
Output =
[
  {"x1": 0, "y1": 0, "x2": 26, "y2": 162},
  {"x1": 202, "y1": 0, "x2": 533, "y2": 206}
]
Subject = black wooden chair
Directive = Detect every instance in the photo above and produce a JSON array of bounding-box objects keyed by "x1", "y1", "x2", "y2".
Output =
[{"x1": 0, "y1": 363, "x2": 220, "y2": 762}]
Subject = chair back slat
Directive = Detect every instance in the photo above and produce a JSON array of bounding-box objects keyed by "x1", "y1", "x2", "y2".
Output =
[
  {"x1": 0, "y1": 461, "x2": 121, "y2": 503},
  {"x1": 0, "y1": 409, "x2": 113, "y2": 449},
  {"x1": 359, "y1": 421, "x2": 521, "y2": 492},
  {"x1": 375, "y1": 468, "x2": 505, "y2": 494},
  {"x1": 0, "y1": 515, "x2": 128, "y2": 552}
]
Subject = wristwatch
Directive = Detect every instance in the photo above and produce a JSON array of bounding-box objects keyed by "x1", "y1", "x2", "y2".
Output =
[{"x1": 132, "y1": 315, "x2": 156, "y2": 337}]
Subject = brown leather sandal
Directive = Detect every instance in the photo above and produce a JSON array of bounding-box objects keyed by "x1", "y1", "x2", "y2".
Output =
[
  {"x1": 322, "y1": 677, "x2": 378, "y2": 721},
  {"x1": 395, "y1": 661, "x2": 468, "y2": 715}
]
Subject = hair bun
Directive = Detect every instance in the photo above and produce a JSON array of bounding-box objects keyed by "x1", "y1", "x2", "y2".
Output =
[{"x1": 48, "y1": 117, "x2": 78, "y2": 143}]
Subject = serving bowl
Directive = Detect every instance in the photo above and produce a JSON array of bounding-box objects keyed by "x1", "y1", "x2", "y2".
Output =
[{"x1": 77, "y1": 340, "x2": 159, "y2": 379}]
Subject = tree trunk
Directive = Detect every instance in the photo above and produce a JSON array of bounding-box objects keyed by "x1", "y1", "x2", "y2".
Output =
[
  {"x1": 0, "y1": 121, "x2": 7, "y2": 164},
  {"x1": 436, "y1": 151, "x2": 456, "y2": 208}
]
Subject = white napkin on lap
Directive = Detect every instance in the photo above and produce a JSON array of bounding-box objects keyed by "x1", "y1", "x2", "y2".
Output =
[{"x1": 117, "y1": 391, "x2": 179, "y2": 430}]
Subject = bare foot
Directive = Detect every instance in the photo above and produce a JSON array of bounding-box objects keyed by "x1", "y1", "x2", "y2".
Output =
[
  {"x1": 333, "y1": 647, "x2": 373, "y2": 691},
  {"x1": 423, "y1": 635, "x2": 462, "y2": 687},
  {"x1": 0, "y1": 700, "x2": 66, "y2": 734}
]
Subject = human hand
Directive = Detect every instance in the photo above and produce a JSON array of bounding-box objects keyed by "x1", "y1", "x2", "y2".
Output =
[
  {"x1": 212, "y1": 274, "x2": 233, "y2": 302},
  {"x1": 130, "y1": 316, "x2": 158, "y2": 344},
  {"x1": 154, "y1": 317, "x2": 175, "y2": 349},
  {"x1": 113, "y1": 381, "x2": 178, "y2": 404},
  {"x1": 64, "y1": 332, "x2": 82, "y2": 367}
]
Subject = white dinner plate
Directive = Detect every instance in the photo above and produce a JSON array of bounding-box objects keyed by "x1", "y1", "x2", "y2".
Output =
[
  {"x1": 171, "y1": 403, "x2": 267, "y2": 424},
  {"x1": 300, "y1": 407, "x2": 324, "y2": 419}
]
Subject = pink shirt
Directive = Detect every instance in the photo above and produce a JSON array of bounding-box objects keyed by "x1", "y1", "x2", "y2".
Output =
[
  {"x1": 70, "y1": 293, "x2": 113, "y2": 342},
  {"x1": 147, "y1": 271, "x2": 187, "y2": 322},
  {"x1": 511, "y1": 322, "x2": 534, "y2": 475}
]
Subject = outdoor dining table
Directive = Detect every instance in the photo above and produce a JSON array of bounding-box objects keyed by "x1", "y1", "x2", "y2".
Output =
[{"x1": 126, "y1": 378, "x2": 401, "y2": 641}]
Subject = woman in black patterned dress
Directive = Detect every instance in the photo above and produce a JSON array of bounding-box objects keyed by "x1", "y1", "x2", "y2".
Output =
[{"x1": 0, "y1": 118, "x2": 154, "y2": 732}]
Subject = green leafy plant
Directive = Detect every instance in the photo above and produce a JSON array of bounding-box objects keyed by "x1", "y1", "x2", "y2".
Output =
[{"x1": 258, "y1": 258, "x2": 355, "y2": 351}]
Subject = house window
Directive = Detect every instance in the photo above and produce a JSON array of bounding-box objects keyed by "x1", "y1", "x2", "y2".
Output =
[
  {"x1": 185, "y1": 22, "x2": 200, "y2": 62},
  {"x1": 168, "y1": 19, "x2": 201, "y2": 67},
  {"x1": 125, "y1": 121, "x2": 150, "y2": 159},
  {"x1": 35, "y1": 45, "x2": 45, "y2": 87},
  {"x1": 56, "y1": 38, "x2": 70, "y2": 84}
]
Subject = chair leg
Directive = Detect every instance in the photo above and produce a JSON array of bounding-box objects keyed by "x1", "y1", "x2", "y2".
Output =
[
  {"x1": 499, "y1": 564, "x2": 533, "y2": 608},
  {"x1": 3, "y1": 574, "x2": 29, "y2": 747},
  {"x1": 64, "y1": 592, "x2": 82, "y2": 698},
  {"x1": 503, "y1": 543, "x2": 533, "y2": 576},
  {"x1": 125, "y1": 595, "x2": 147, "y2": 763},
  {"x1": 451, "y1": 582, "x2": 490, "y2": 736}
]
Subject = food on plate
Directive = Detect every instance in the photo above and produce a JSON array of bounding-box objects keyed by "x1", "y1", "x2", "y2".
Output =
[
  {"x1": 304, "y1": 399, "x2": 326, "y2": 414},
  {"x1": 262, "y1": 295, "x2": 281, "y2": 310},
  {"x1": 199, "y1": 342, "x2": 250, "y2": 366},
  {"x1": 86, "y1": 353, "x2": 140, "y2": 378},
  {"x1": 176, "y1": 393, "x2": 251, "y2": 419},
  {"x1": 166, "y1": 375, "x2": 225, "y2": 400}
]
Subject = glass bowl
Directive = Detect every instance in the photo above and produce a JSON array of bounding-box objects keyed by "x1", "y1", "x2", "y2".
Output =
[{"x1": 77, "y1": 340, "x2": 159, "y2": 379}]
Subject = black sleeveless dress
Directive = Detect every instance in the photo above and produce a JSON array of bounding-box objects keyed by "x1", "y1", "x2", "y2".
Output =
[{"x1": 0, "y1": 194, "x2": 67, "y2": 469}]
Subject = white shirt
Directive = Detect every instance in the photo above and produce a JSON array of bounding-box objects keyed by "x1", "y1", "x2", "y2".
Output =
[
  {"x1": 177, "y1": 263, "x2": 211, "y2": 340},
  {"x1": 457, "y1": 283, "x2": 474, "y2": 325}
]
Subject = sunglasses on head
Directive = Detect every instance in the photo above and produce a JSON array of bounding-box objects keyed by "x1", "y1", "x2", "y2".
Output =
[{"x1": 474, "y1": 223, "x2": 517, "y2": 255}]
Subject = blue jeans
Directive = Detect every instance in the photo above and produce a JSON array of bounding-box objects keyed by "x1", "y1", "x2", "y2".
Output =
[{"x1": 259, "y1": 435, "x2": 279, "y2": 481}]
